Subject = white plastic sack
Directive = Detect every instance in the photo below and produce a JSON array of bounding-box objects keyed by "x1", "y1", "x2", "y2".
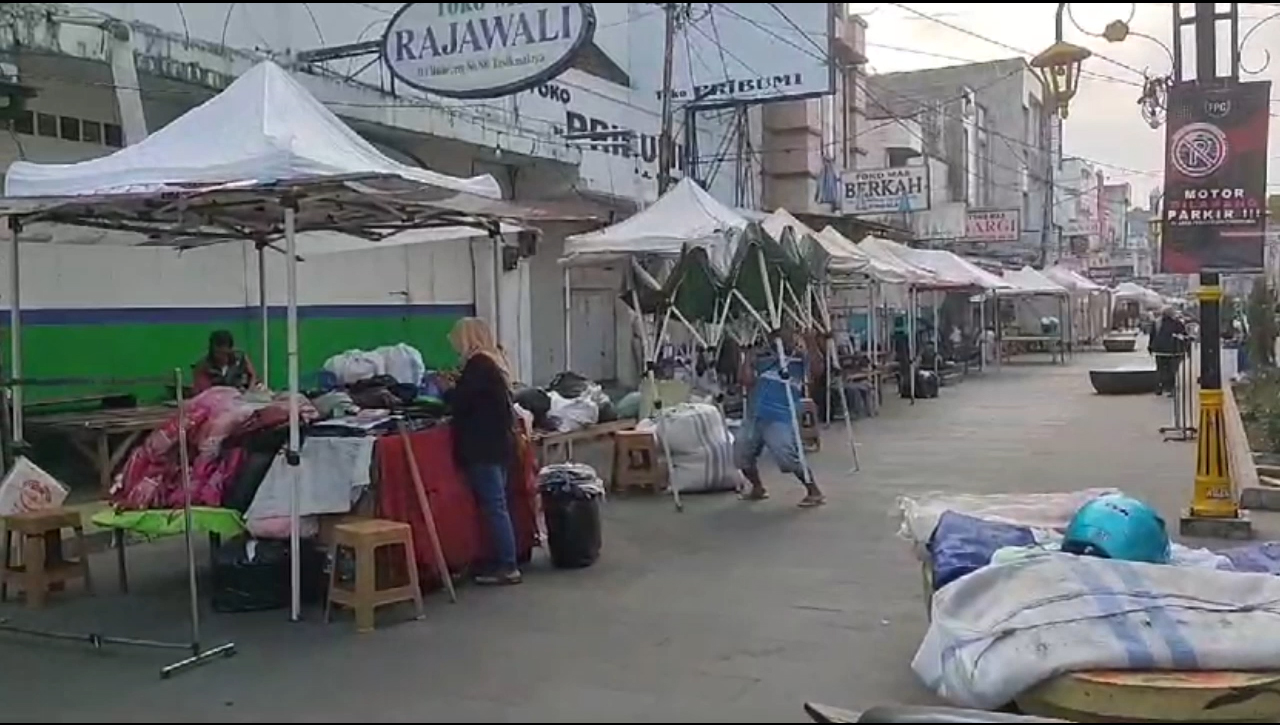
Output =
[
  {"x1": 0, "y1": 456, "x2": 69, "y2": 515},
  {"x1": 637, "y1": 402, "x2": 738, "y2": 493},
  {"x1": 914, "y1": 554, "x2": 1280, "y2": 709},
  {"x1": 323, "y1": 349, "x2": 384, "y2": 385},
  {"x1": 375, "y1": 343, "x2": 426, "y2": 386},
  {"x1": 548, "y1": 390, "x2": 599, "y2": 432}
]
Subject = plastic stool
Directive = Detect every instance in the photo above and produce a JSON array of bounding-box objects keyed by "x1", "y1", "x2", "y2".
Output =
[
  {"x1": 324, "y1": 519, "x2": 424, "y2": 633},
  {"x1": 1, "y1": 508, "x2": 94, "y2": 609}
]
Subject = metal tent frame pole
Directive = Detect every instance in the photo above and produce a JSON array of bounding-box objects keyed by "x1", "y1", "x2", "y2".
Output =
[{"x1": 0, "y1": 369, "x2": 236, "y2": 678}]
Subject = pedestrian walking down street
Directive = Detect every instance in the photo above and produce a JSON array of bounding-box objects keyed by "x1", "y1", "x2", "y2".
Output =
[
  {"x1": 735, "y1": 326, "x2": 826, "y2": 508},
  {"x1": 1150, "y1": 307, "x2": 1187, "y2": 397}
]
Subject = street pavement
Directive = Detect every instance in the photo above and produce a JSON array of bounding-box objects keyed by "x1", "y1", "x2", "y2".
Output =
[{"x1": 1, "y1": 346, "x2": 1253, "y2": 723}]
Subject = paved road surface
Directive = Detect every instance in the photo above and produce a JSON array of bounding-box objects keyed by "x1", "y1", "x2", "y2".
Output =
[{"x1": 2, "y1": 348, "x2": 1245, "y2": 722}]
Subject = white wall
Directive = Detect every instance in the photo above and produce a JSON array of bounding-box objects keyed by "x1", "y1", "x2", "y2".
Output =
[{"x1": 0, "y1": 236, "x2": 476, "y2": 313}]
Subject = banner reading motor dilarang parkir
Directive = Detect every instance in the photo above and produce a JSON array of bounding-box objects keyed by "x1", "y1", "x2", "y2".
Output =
[{"x1": 1160, "y1": 80, "x2": 1271, "y2": 274}]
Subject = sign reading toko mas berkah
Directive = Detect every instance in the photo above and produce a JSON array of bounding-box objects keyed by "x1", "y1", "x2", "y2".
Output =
[{"x1": 383, "y1": 2, "x2": 596, "y2": 99}]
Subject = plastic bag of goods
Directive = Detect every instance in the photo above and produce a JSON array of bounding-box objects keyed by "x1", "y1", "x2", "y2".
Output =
[
  {"x1": 537, "y1": 464, "x2": 605, "y2": 569},
  {"x1": 637, "y1": 402, "x2": 738, "y2": 494},
  {"x1": 0, "y1": 457, "x2": 70, "y2": 515},
  {"x1": 323, "y1": 350, "x2": 384, "y2": 385},
  {"x1": 547, "y1": 390, "x2": 599, "y2": 432}
]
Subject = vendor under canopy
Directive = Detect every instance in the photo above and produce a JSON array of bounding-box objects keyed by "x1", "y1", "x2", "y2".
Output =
[{"x1": 193, "y1": 330, "x2": 260, "y2": 394}]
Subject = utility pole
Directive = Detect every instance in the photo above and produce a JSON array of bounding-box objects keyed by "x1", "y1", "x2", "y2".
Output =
[
  {"x1": 657, "y1": 3, "x2": 679, "y2": 195},
  {"x1": 1040, "y1": 99, "x2": 1056, "y2": 266}
]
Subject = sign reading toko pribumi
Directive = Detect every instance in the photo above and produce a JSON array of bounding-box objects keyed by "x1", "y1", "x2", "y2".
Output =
[
  {"x1": 383, "y1": 2, "x2": 596, "y2": 99},
  {"x1": 841, "y1": 166, "x2": 930, "y2": 215}
]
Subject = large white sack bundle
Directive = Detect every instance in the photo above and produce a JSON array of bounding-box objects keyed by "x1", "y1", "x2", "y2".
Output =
[{"x1": 638, "y1": 402, "x2": 738, "y2": 494}]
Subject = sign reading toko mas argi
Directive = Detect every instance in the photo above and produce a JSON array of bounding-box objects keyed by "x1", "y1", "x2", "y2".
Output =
[
  {"x1": 1160, "y1": 80, "x2": 1271, "y2": 273},
  {"x1": 383, "y1": 2, "x2": 596, "y2": 99}
]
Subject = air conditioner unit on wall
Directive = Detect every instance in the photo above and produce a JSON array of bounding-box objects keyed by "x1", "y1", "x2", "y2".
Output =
[{"x1": 0, "y1": 62, "x2": 36, "y2": 121}]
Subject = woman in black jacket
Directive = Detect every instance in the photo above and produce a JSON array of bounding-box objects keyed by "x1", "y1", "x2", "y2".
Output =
[{"x1": 445, "y1": 317, "x2": 521, "y2": 585}]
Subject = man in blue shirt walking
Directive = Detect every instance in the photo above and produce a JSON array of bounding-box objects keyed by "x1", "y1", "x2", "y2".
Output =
[{"x1": 736, "y1": 329, "x2": 826, "y2": 507}]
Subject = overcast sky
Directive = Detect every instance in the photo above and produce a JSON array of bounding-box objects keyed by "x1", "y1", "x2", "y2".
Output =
[{"x1": 853, "y1": 2, "x2": 1280, "y2": 205}]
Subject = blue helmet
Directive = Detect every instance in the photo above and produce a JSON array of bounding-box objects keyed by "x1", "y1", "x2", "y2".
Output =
[{"x1": 1062, "y1": 494, "x2": 1171, "y2": 565}]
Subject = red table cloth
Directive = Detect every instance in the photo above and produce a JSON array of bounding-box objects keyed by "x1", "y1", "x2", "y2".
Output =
[{"x1": 375, "y1": 424, "x2": 539, "y2": 587}]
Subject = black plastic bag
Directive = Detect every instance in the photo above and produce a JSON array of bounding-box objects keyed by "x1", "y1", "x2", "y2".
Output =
[
  {"x1": 548, "y1": 371, "x2": 591, "y2": 399},
  {"x1": 538, "y1": 464, "x2": 604, "y2": 569},
  {"x1": 211, "y1": 536, "x2": 326, "y2": 613}
]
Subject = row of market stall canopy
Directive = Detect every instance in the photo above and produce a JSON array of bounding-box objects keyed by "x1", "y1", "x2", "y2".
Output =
[{"x1": 559, "y1": 176, "x2": 1129, "y2": 366}]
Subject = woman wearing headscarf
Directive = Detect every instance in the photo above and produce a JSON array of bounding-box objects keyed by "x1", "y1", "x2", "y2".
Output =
[{"x1": 444, "y1": 317, "x2": 521, "y2": 585}]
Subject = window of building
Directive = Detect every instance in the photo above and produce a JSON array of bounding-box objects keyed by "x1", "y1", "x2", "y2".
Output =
[
  {"x1": 81, "y1": 120, "x2": 102, "y2": 145},
  {"x1": 103, "y1": 122, "x2": 123, "y2": 148},
  {"x1": 36, "y1": 112, "x2": 57, "y2": 138},
  {"x1": 59, "y1": 115, "x2": 80, "y2": 142},
  {"x1": 12, "y1": 110, "x2": 33, "y2": 135},
  {"x1": 887, "y1": 147, "x2": 917, "y2": 168}
]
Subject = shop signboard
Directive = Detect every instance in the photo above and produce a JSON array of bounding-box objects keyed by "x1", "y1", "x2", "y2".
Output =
[
  {"x1": 382, "y1": 2, "x2": 596, "y2": 99},
  {"x1": 520, "y1": 71, "x2": 690, "y2": 203},
  {"x1": 1160, "y1": 80, "x2": 1271, "y2": 273},
  {"x1": 841, "y1": 166, "x2": 930, "y2": 215},
  {"x1": 630, "y1": 4, "x2": 838, "y2": 107},
  {"x1": 965, "y1": 209, "x2": 1020, "y2": 242}
]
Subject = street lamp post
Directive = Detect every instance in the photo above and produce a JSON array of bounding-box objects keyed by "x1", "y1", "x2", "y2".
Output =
[{"x1": 1029, "y1": 4, "x2": 1093, "y2": 267}]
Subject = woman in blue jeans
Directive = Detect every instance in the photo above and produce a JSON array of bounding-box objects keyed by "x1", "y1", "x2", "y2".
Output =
[{"x1": 445, "y1": 317, "x2": 521, "y2": 586}]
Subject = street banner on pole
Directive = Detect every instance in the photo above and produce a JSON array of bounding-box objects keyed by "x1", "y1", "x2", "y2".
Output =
[{"x1": 1160, "y1": 80, "x2": 1271, "y2": 273}]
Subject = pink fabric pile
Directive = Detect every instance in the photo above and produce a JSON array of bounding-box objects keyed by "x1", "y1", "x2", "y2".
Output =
[{"x1": 111, "y1": 387, "x2": 317, "y2": 511}]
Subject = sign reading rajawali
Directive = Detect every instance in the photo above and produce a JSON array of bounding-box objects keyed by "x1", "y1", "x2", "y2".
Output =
[
  {"x1": 383, "y1": 2, "x2": 596, "y2": 99},
  {"x1": 841, "y1": 166, "x2": 930, "y2": 215}
]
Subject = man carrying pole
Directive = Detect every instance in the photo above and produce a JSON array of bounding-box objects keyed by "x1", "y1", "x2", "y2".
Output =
[{"x1": 735, "y1": 323, "x2": 827, "y2": 507}]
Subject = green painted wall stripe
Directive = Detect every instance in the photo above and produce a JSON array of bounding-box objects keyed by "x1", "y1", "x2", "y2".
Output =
[{"x1": 5, "y1": 304, "x2": 472, "y2": 403}]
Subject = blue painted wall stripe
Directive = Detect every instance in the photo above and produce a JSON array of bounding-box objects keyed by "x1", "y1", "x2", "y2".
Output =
[{"x1": 0, "y1": 303, "x2": 475, "y2": 326}]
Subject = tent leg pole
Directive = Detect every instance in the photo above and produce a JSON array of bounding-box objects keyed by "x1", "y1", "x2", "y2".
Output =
[
  {"x1": 909, "y1": 287, "x2": 917, "y2": 403},
  {"x1": 284, "y1": 205, "x2": 302, "y2": 623},
  {"x1": 817, "y1": 293, "x2": 858, "y2": 473},
  {"x1": 562, "y1": 267, "x2": 572, "y2": 374},
  {"x1": 258, "y1": 244, "x2": 269, "y2": 386},
  {"x1": 491, "y1": 233, "x2": 503, "y2": 362},
  {"x1": 9, "y1": 217, "x2": 22, "y2": 444},
  {"x1": 163, "y1": 367, "x2": 236, "y2": 679}
]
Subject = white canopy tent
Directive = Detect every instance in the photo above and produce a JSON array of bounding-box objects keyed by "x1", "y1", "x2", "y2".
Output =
[
  {"x1": 1002, "y1": 266, "x2": 1070, "y2": 295},
  {"x1": 0, "y1": 61, "x2": 559, "y2": 641},
  {"x1": 562, "y1": 177, "x2": 745, "y2": 271},
  {"x1": 1113, "y1": 281, "x2": 1165, "y2": 311},
  {"x1": 859, "y1": 237, "x2": 1011, "y2": 382},
  {"x1": 997, "y1": 267, "x2": 1071, "y2": 362},
  {"x1": 761, "y1": 209, "x2": 871, "y2": 276},
  {"x1": 1045, "y1": 266, "x2": 1111, "y2": 345},
  {"x1": 559, "y1": 180, "x2": 749, "y2": 511},
  {"x1": 1045, "y1": 265, "x2": 1105, "y2": 293}
]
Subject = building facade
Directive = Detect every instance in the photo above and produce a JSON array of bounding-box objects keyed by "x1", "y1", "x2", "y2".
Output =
[
  {"x1": 2, "y1": 2, "x2": 860, "y2": 390},
  {"x1": 860, "y1": 58, "x2": 1059, "y2": 265},
  {"x1": 1054, "y1": 157, "x2": 1102, "y2": 267}
]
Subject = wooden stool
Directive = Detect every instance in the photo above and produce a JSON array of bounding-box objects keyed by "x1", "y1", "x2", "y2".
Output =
[
  {"x1": 799, "y1": 398, "x2": 821, "y2": 452},
  {"x1": 612, "y1": 429, "x2": 666, "y2": 493},
  {"x1": 324, "y1": 518, "x2": 424, "y2": 633},
  {"x1": 1, "y1": 508, "x2": 94, "y2": 609}
]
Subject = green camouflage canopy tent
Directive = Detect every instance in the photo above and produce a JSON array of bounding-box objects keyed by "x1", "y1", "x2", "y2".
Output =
[
  {"x1": 754, "y1": 214, "x2": 863, "y2": 472},
  {"x1": 718, "y1": 221, "x2": 846, "y2": 483}
]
